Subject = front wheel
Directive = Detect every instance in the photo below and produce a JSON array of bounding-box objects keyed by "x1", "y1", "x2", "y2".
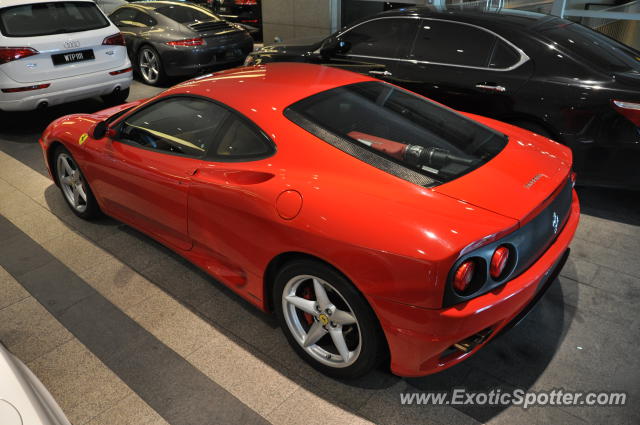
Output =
[
  {"x1": 53, "y1": 146, "x2": 100, "y2": 219},
  {"x1": 274, "y1": 260, "x2": 385, "y2": 379}
]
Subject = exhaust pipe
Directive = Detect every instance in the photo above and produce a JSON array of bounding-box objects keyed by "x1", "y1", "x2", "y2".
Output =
[
  {"x1": 453, "y1": 328, "x2": 493, "y2": 353},
  {"x1": 37, "y1": 101, "x2": 48, "y2": 110}
]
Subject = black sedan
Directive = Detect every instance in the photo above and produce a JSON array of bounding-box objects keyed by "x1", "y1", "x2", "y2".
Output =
[
  {"x1": 246, "y1": 8, "x2": 640, "y2": 189},
  {"x1": 109, "y1": 1, "x2": 253, "y2": 85}
]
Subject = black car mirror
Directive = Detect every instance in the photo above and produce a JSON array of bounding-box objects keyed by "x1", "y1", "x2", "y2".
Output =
[
  {"x1": 336, "y1": 40, "x2": 350, "y2": 54},
  {"x1": 92, "y1": 121, "x2": 108, "y2": 140},
  {"x1": 320, "y1": 39, "x2": 350, "y2": 58}
]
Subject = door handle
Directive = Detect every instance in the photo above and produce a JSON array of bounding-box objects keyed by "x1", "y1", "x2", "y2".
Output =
[
  {"x1": 192, "y1": 168, "x2": 274, "y2": 185},
  {"x1": 475, "y1": 84, "x2": 506, "y2": 93},
  {"x1": 369, "y1": 70, "x2": 392, "y2": 77}
]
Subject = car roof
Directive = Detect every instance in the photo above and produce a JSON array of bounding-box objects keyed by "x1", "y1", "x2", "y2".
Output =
[
  {"x1": 0, "y1": 0, "x2": 95, "y2": 7},
  {"x1": 163, "y1": 62, "x2": 374, "y2": 122},
  {"x1": 125, "y1": 0, "x2": 202, "y2": 10},
  {"x1": 368, "y1": 6, "x2": 561, "y2": 34}
]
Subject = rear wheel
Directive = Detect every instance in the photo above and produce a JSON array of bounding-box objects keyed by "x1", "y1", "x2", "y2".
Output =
[
  {"x1": 138, "y1": 46, "x2": 165, "y2": 86},
  {"x1": 274, "y1": 260, "x2": 385, "y2": 379},
  {"x1": 53, "y1": 146, "x2": 100, "y2": 219}
]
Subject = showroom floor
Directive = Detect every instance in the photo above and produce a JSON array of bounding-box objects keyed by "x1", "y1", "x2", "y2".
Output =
[{"x1": 0, "y1": 79, "x2": 639, "y2": 425}]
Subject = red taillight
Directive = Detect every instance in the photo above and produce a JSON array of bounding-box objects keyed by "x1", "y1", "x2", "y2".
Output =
[
  {"x1": 166, "y1": 38, "x2": 205, "y2": 47},
  {"x1": 453, "y1": 261, "x2": 475, "y2": 294},
  {"x1": 103, "y1": 33, "x2": 126, "y2": 46},
  {"x1": 109, "y1": 67, "x2": 132, "y2": 75},
  {"x1": 612, "y1": 100, "x2": 640, "y2": 127},
  {"x1": 490, "y1": 246, "x2": 510, "y2": 279},
  {"x1": 0, "y1": 47, "x2": 38, "y2": 65},
  {"x1": 1, "y1": 83, "x2": 50, "y2": 93},
  {"x1": 240, "y1": 19, "x2": 259, "y2": 23},
  {"x1": 235, "y1": 0, "x2": 257, "y2": 5}
]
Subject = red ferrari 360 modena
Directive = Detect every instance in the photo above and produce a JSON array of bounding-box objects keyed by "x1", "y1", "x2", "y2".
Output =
[{"x1": 39, "y1": 63, "x2": 579, "y2": 379}]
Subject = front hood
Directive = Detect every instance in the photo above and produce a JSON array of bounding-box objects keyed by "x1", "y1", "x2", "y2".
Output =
[
  {"x1": 93, "y1": 98, "x2": 147, "y2": 120},
  {"x1": 435, "y1": 114, "x2": 572, "y2": 222}
]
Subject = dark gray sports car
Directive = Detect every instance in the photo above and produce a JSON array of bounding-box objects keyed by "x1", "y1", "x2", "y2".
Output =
[{"x1": 109, "y1": 1, "x2": 253, "y2": 85}]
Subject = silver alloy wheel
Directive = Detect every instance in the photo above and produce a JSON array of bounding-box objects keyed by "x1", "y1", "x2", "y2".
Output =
[
  {"x1": 282, "y1": 275, "x2": 362, "y2": 368},
  {"x1": 56, "y1": 153, "x2": 88, "y2": 213},
  {"x1": 139, "y1": 48, "x2": 160, "y2": 84}
]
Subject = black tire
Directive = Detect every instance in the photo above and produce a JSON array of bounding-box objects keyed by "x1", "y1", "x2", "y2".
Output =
[
  {"x1": 508, "y1": 119, "x2": 554, "y2": 139},
  {"x1": 101, "y1": 87, "x2": 130, "y2": 107},
  {"x1": 273, "y1": 259, "x2": 386, "y2": 379},
  {"x1": 53, "y1": 145, "x2": 100, "y2": 220},
  {"x1": 137, "y1": 45, "x2": 165, "y2": 86}
]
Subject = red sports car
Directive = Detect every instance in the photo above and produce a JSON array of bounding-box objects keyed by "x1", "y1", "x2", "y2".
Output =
[{"x1": 39, "y1": 63, "x2": 579, "y2": 378}]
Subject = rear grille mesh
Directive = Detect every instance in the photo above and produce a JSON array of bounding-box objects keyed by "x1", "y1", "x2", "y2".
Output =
[{"x1": 190, "y1": 21, "x2": 234, "y2": 33}]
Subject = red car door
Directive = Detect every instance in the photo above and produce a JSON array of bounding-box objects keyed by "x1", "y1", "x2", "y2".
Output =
[
  {"x1": 187, "y1": 113, "x2": 277, "y2": 289},
  {"x1": 91, "y1": 96, "x2": 231, "y2": 251}
]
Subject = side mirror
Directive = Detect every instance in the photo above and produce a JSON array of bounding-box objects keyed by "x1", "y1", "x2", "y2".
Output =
[
  {"x1": 92, "y1": 121, "x2": 108, "y2": 139},
  {"x1": 320, "y1": 39, "x2": 350, "y2": 58},
  {"x1": 336, "y1": 40, "x2": 350, "y2": 54}
]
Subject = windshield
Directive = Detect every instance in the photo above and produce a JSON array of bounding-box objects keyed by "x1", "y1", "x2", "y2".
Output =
[
  {"x1": 155, "y1": 4, "x2": 219, "y2": 24},
  {"x1": 285, "y1": 82, "x2": 507, "y2": 186},
  {"x1": 543, "y1": 22, "x2": 640, "y2": 72},
  {"x1": 0, "y1": 2, "x2": 109, "y2": 37}
]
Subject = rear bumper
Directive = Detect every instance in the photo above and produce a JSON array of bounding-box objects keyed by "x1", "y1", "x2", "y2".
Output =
[
  {"x1": 371, "y1": 189, "x2": 580, "y2": 377},
  {"x1": 159, "y1": 37, "x2": 253, "y2": 77},
  {"x1": 0, "y1": 65, "x2": 132, "y2": 112}
]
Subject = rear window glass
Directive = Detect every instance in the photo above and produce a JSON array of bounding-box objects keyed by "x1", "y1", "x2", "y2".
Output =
[
  {"x1": 155, "y1": 4, "x2": 219, "y2": 23},
  {"x1": 489, "y1": 40, "x2": 521, "y2": 69},
  {"x1": 543, "y1": 22, "x2": 640, "y2": 72},
  {"x1": 0, "y1": 2, "x2": 109, "y2": 37},
  {"x1": 285, "y1": 82, "x2": 507, "y2": 186}
]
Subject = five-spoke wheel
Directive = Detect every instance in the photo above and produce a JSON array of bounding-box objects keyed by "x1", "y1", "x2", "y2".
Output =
[
  {"x1": 54, "y1": 146, "x2": 99, "y2": 219},
  {"x1": 275, "y1": 260, "x2": 385, "y2": 378},
  {"x1": 283, "y1": 275, "x2": 361, "y2": 367},
  {"x1": 138, "y1": 46, "x2": 164, "y2": 86}
]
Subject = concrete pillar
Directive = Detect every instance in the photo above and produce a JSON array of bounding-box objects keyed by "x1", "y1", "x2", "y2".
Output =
[{"x1": 262, "y1": 0, "x2": 336, "y2": 43}]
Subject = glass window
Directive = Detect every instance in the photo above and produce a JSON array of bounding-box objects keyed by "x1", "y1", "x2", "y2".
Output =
[
  {"x1": 0, "y1": 1, "x2": 110, "y2": 37},
  {"x1": 110, "y1": 8, "x2": 156, "y2": 27},
  {"x1": 134, "y1": 11, "x2": 156, "y2": 27},
  {"x1": 542, "y1": 21, "x2": 640, "y2": 72},
  {"x1": 285, "y1": 82, "x2": 507, "y2": 184},
  {"x1": 488, "y1": 39, "x2": 520, "y2": 69},
  {"x1": 155, "y1": 4, "x2": 219, "y2": 24},
  {"x1": 119, "y1": 97, "x2": 229, "y2": 157},
  {"x1": 413, "y1": 20, "x2": 496, "y2": 67},
  {"x1": 214, "y1": 118, "x2": 272, "y2": 158},
  {"x1": 110, "y1": 7, "x2": 136, "y2": 24},
  {"x1": 340, "y1": 18, "x2": 418, "y2": 59}
]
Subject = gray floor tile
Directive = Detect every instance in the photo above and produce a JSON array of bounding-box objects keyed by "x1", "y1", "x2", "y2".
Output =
[
  {"x1": 0, "y1": 266, "x2": 29, "y2": 310},
  {"x1": 27, "y1": 339, "x2": 133, "y2": 425},
  {"x1": 0, "y1": 297, "x2": 74, "y2": 363},
  {"x1": 0, "y1": 232, "x2": 54, "y2": 276},
  {"x1": 85, "y1": 393, "x2": 169, "y2": 425}
]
